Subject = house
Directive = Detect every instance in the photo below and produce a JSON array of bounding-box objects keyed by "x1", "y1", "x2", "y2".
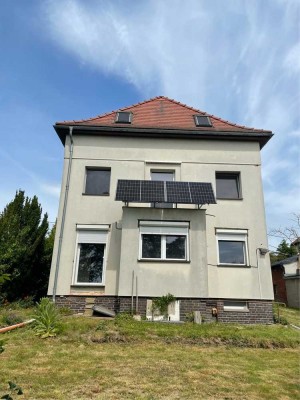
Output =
[
  {"x1": 272, "y1": 255, "x2": 300, "y2": 308},
  {"x1": 47, "y1": 96, "x2": 274, "y2": 323}
]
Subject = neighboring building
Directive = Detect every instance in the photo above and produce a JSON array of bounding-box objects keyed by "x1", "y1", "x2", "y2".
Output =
[
  {"x1": 272, "y1": 255, "x2": 300, "y2": 308},
  {"x1": 48, "y1": 96, "x2": 274, "y2": 323}
]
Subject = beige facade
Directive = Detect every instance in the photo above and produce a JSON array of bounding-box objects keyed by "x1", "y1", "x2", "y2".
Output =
[{"x1": 48, "y1": 134, "x2": 274, "y2": 301}]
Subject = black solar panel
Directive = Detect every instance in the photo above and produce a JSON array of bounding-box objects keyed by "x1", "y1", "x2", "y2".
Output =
[
  {"x1": 141, "y1": 181, "x2": 164, "y2": 202},
  {"x1": 166, "y1": 182, "x2": 191, "y2": 203},
  {"x1": 115, "y1": 180, "x2": 216, "y2": 205},
  {"x1": 115, "y1": 180, "x2": 140, "y2": 202},
  {"x1": 190, "y1": 182, "x2": 216, "y2": 204}
]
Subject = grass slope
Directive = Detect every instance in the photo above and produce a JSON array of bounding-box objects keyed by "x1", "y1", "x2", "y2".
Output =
[{"x1": 0, "y1": 307, "x2": 299, "y2": 399}]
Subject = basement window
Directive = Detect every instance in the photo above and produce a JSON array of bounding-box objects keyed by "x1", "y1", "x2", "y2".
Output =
[
  {"x1": 115, "y1": 111, "x2": 132, "y2": 123},
  {"x1": 194, "y1": 115, "x2": 212, "y2": 127},
  {"x1": 223, "y1": 301, "x2": 248, "y2": 312}
]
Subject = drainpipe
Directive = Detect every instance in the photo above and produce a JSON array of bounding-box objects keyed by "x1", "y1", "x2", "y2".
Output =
[{"x1": 52, "y1": 127, "x2": 74, "y2": 302}]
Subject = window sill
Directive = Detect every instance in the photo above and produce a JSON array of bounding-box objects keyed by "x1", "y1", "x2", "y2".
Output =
[
  {"x1": 223, "y1": 309, "x2": 249, "y2": 313},
  {"x1": 138, "y1": 259, "x2": 190, "y2": 263},
  {"x1": 82, "y1": 193, "x2": 110, "y2": 196},
  {"x1": 217, "y1": 264, "x2": 250, "y2": 268},
  {"x1": 71, "y1": 283, "x2": 105, "y2": 287},
  {"x1": 216, "y1": 197, "x2": 243, "y2": 200}
]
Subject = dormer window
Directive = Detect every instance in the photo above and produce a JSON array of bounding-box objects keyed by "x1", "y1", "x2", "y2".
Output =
[
  {"x1": 115, "y1": 111, "x2": 132, "y2": 123},
  {"x1": 194, "y1": 115, "x2": 212, "y2": 127}
]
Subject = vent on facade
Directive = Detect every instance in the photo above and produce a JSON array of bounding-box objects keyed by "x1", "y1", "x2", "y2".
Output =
[
  {"x1": 115, "y1": 111, "x2": 132, "y2": 123},
  {"x1": 194, "y1": 115, "x2": 212, "y2": 127}
]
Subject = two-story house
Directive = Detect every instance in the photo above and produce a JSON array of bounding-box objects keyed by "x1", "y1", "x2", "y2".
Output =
[{"x1": 47, "y1": 96, "x2": 274, "y2": 323}]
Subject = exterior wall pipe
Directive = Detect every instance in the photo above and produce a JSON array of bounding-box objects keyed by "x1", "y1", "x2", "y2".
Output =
[{"x1": 52, "y1": 127, "x2": 74, "y2": 302}]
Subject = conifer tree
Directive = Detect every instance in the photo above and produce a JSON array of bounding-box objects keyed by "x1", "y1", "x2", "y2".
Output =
[{"x1": 0, "y1": 190, "x2": 51, "y2": 301}]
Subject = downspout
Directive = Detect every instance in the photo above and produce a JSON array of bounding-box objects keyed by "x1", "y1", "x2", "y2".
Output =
[{"x1": 52, "y1": 127, "x2": 74, "y2": 302}]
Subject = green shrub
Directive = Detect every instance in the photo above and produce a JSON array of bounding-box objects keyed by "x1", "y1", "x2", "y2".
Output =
[
  {"x1": 58, "y1": 306, "x2": 73, "y2": 316},
  {"x1": 16, "y1": 296, "x2": 35, "y2": 309},
  {"x1": 152, "y1": 293, "x2": 176, "y2": 319},
  {"x1": 273, "y1": 314, "x2": 288, "y2": 325},
  {"x1": 1, "y1": 313, "x2": 23, "y2": 327},
  {"x1": 32, "y1": 298, "x2": 62, "y2": 338},
  {"x1": 1, "y1": 381, "x2": 23, "y2": 399}
]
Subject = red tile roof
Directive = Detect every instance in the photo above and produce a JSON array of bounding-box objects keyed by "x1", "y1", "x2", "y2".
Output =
[{"x1": 56, "y1": 96, "x2": 271, "y2": 133}]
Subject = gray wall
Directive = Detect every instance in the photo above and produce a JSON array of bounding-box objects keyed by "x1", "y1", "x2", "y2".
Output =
[{"x1": 48, "y1": 133, "x2": 273, "y2": 300}]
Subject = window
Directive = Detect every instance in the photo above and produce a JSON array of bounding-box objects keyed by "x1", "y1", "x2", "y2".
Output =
[
  {"x1": 139, "y1": 221, "x2": 189, "y2": 261},
  {"x1": 85, "y1": 168, "x2": 111, "y2": 195},
  {"x1": 73, "y1": 225, "x2": 109, "y2": 285},
  {"x1": 151, "y1": 170, "x2": 174, "y2": 208},
  {"x1": 216, "y1": 229, "x2": 248, "y2": 266},
  {"x1": 223, "y1": 301, "x2": 248, "y2": 312},
  {"x1": 216, "y1": 172, "x2": 241, "y2": 199},
  {"x1": 194, "y1": 115, "x2": 212, "y2": 127},
  {"x1": 115, "y1": 111, "x2": 132, "y2": 123}
]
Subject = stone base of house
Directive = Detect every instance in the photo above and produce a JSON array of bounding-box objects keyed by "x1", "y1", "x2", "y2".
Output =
[{"x1": 53, "y1": 295, "x2": 274, "y2": 324}]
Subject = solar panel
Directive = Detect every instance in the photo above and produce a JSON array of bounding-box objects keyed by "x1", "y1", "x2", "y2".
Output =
[
  {"x1": 190, "y1": 182, "x2": 216, "y2": 204},
  {"x1": 115, "y1": 180, "x2": 140, "y2": 202},
  {"x1": 141, "y1": 181, "x2": 164, "y2": 202},
  {"x1": 166, "y1": 182, "x2": 191, "y2": 203},
  {"x1": 115, "y1": 180, "x2": 216, "y2": 205}
]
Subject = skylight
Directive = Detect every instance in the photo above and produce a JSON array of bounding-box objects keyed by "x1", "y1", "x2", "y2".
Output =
[
  {"x1": 115, "y1": 111, "x2": 132, "y2": 123},
  {"x1": 194, "y1": 115, "x2": 212, "y2": 127}
]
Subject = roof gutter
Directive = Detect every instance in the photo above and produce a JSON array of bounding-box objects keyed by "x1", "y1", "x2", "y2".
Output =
[
  {"x1": 54, "y1": 125, "x2": 273, "y2": 149},
  {"x1": 52, "y1": 126, "x2": 74, "y2": 302}
]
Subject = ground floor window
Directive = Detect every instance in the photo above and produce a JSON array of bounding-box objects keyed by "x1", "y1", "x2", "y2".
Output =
[
  {"x1": 139, "y1": 221, "x2": 189, "y2": 261},
  {"x1": 73, "y1": 225, "x2": 109, "y2": 285},
  {"x1": 216, "y1": 229, "x2": 248, "y2": 266}
]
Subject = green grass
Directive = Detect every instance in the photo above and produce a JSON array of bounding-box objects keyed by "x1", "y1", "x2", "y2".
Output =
[
  {"x1": 273, "y1": 304, "x2": 300, "y2": 327},
  {"x1": 0, "y1": 306, "x2": 299, "y2": 399}
]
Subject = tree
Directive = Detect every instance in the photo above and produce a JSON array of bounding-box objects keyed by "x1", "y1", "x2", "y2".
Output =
[
  {"x1": 0, "y1": 191, "x2": 52, "y2": 301},
  {"x1": 269, "y1": 213, "x2": 300, "y2": 264},
  {"x1": 270, "y1": 239, "x2": 297, "y2": 263},
  {"x1": 269, "y1": 213, "x2": 300, "y2": 245}
]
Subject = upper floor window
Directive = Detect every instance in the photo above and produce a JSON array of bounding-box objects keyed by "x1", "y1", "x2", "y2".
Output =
[
  {"x1": 85, "y1": 168, "x2": 111, "y2": 195},
  {"x1": 115, "y1": 111, "x2": 132, "y2": 123},
  {"x1": 151, "y1": 170, "x2": 174, "y2": 208},
  {"x1": 216, "y1": 172, "x2": 241, "y2": 199},
  {"x1": 194, "y1": 115, "x2": 212, "y2": 127}
]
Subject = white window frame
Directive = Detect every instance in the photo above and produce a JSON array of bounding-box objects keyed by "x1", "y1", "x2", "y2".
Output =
[
  {"x1": 72, "y1": 224, "x2": 109, "y2": 286},
  {"x1": 223, "y1": 301, "x2": 249, "y2": 312},
  {"x1": 139, "y1": 221, "x2": 189, "y2": 261},
  {"x1": 150, "y1": 169, "x2": 175, "y2": 208},
  {"x1": 216, "y1": 229, "x2": 248, "y2": 266}
]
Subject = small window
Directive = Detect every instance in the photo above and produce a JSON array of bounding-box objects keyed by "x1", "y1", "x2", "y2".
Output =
[
  {"x1": 216, "y1": 229, "x2": 248, "y2": 266},
  {"x1": 85, "y1": 168, "x2": 111, "y2": 195},
  {"x1": 115, "y1": 111, "x2": 132, "y2": 123},
  {"x1": 139, "y1": 221, "x2": 189, "y2": 261},
  {"x1": 223, "y1": 301, "x2": 248, "y2": 312},
  {"x1": 194, "y1": 115, "x2": 212, "y2": 127},
  {"x1": 216, "y1": 172, "x2": 241, "y2": 199}
]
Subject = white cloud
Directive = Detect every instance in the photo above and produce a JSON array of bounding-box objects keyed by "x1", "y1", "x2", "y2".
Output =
[{"x1": 42, "y1": 0, "x2": 299, "y2": 245}]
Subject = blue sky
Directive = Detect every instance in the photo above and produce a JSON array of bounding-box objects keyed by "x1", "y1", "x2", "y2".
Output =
[{"x1": 0, "y1": 0, "x2": 299, "y2": 250}]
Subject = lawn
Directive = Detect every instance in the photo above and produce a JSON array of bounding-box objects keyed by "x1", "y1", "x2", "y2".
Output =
[{"x1": 0, "y1": 306, "x2": 299, "y2": 400}]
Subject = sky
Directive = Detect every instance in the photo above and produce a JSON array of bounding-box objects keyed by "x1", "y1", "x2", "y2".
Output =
[{"x1": 0, "y1": 0, "x2": 299, "y2": 251}]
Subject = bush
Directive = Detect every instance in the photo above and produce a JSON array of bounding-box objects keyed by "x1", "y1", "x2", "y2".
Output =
[
  {"x1": 1, "y1": 313, "x2": 23, "y2": 327},
  {"x1": 273, "y1": 314, "x2": 288, "y2": 325},
  {"x1": 32, "y1": 298, "x2": 62, "y2": 338}
]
